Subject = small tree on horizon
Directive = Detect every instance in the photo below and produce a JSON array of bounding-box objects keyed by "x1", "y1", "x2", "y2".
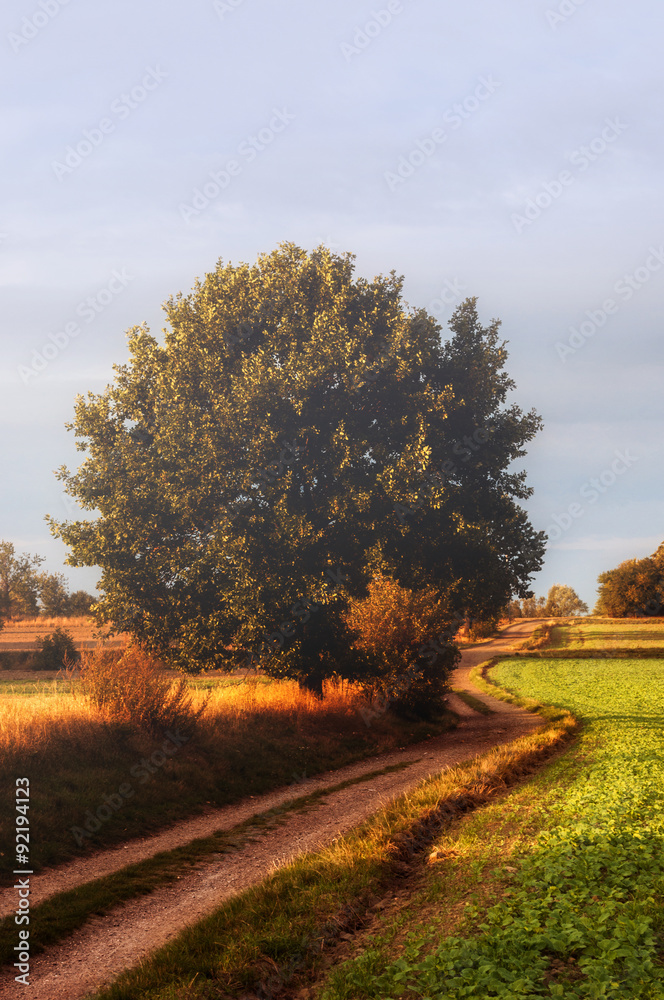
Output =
[
  {"x1": 0, "y1": 541, "x2": 44, "y2": 622},
  {"x1": 38, "y1": 572, "x2": 71, "y2": 617},
  {"x1": 544, "y1": 584, "x2": 589, "y2": 617},
  {"x1": 520, "y1": 595, "x2": 547, "y2": 617}
]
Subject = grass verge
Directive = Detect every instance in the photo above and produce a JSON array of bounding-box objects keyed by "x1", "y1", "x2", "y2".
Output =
[
  {"x1": 450, "y1": 688, "x2": 495, "y2": 715},
  {"x1": 514, "y1": 621, "x2": 556, "y2": 651},
  {"x1": 85, "y1": 709, "x2": 576, "y2": 999}
]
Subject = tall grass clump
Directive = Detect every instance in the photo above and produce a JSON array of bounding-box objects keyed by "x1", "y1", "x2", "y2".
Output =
[{"x1": 78, "y1": 645, "x2": 208, "y2": 735}]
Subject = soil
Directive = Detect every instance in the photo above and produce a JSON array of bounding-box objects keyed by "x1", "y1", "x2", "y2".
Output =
[
  {"x1": 0, "y1": 619, "x2": 126, "y2": 652},
  {"x1": 0, "y1": 620, "x2": 544, "y2": 999}
]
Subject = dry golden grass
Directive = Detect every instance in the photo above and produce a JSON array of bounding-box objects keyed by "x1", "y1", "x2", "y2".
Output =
[
  {"x1": 4, "y1": 615, "x2": 93, "y2": 631},
  {"x1": 0, "y1": 681, "x2": 100, "y2": 755},
  {"x1": 0, "y1": 660, "x2": 441, "y2": 876},
  {"x1": 0, "y1": 669, "x2": 367, "y2": 761}
]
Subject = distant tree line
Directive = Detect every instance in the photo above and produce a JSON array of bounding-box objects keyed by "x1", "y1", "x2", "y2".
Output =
[
  {"x1": 595, "y1": 541, "x2": 664, "y2": 617},
  {"x1": 507, "y1": 584, "x2": 588, "y2": 618},
  {"x1": 0, "y1": 540, "x2": 95, "y2": 624}
]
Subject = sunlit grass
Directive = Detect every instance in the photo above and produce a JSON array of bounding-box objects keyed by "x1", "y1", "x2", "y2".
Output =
[
  {"x1": 0, "y1": 672, "x2": 368, "y2": 757},
  {"x1": 321, "y1": 656, "x2": 664, "y2": 999},
  {"x1": 0, "y1": 666, "x2": 450, "y2": 876},
  {"x1": 549, "y1": 617, "x2": 664, "y2": 649},
  {"x1": 1, "y1": 615, "x2": 92, "y2": 631}
]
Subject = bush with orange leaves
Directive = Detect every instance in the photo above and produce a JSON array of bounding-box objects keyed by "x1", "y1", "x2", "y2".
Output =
[
  {"x1": 78, "y1": 644, "x2": 208, "y2": 735},
  {"x1": 343, "y1": 576, "x2": 459, "y2": 719}
]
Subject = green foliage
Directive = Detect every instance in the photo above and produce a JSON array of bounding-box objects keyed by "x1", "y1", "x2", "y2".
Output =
[
  {"x1": 327, "y1": 656, "x2": 664, "y2": 999},
  {"x1": 37, "y1": 572, "x2": 95, "y2": 617},
  {"x1": 343, "y1": 575, "x2": 460, "y2": 718},
  {"x1": 544, "y1": 583, "x2": 588, "y2": 617},
  {"x1": 520, "y1": 594, "x2": 547, "y2": 617},
  {"x1": 67, "y1": 590, "x2": 95, "y2": 616},
  {"x1": 596, "y1": 543, "x2": 664, "y2": 617},
  {"x1": 34, "y1": 626, "x2": 79, "y2": 669},
  {"x1": 516, "y1": 586, "x2": 588, "y2": 620},
  {"x1": 48, "y1": 244, "x2": 544, "y2": 687},
  {"x1": 0, "y1": 540, "x2": 43, "y2": 621},
  {"x1": 38, "y1": 571, "x2": 71, "y2": 616},
  {"x1": 468, "y1": 615, "x2": 500, "y2": 639}
]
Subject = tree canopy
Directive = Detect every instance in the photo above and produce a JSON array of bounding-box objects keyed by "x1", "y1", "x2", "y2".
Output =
[
  {"x1": 38, "y1": 571, "x2": 96, "y2": 617},
  {"x1": 544, "y1": 584, "x2": 588, "y2": 617},
  {"x1": 595, "y1": 543, "x2": 664, "y2": 617},
  {"x1": 48, "y1": 243, "x2": 545, "y2": 685},
  {"x1": 509, "y1": 585, "x2": 588, "y2": 618},
  {"x1": 0, "y1": 546, "x2": 95, "y2": 625},
  {"x1": 0, "y1": 541, "x2": 43, "y2": 623}
]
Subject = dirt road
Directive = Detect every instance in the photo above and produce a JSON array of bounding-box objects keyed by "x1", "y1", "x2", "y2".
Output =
[{"x1": 0, "y1": 620, "x2": 542, "y2": 999}]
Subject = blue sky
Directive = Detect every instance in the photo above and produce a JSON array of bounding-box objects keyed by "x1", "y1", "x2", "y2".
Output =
[{"x1": 1, "y1": 0, "x2": 662, "y2": 609}]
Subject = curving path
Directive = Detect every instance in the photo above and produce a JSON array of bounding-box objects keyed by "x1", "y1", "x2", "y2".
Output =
[{"x1": 0, "y1": 620, "x2": 543, "y2": 1000}]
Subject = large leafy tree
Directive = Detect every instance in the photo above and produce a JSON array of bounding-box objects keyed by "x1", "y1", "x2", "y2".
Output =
[{"x1": 49, "y1": 244, "x2": 545, "y2": 685}]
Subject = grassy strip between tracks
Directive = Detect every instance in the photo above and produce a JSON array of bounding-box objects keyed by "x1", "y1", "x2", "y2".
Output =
[
  {"x1": 0, "y1": 761, "x2": 415, "y2": 967},
  {"x1": 450, "y1": 689, "x2": 496, "y2": 715},
  {"x1": 86, "y1": 704, "x2": 576, "y2": 999},
  {"x1": 320, "y1": 656, "x2": 664, "y2": 999}
]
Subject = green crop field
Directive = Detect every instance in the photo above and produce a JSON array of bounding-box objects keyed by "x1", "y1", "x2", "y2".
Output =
[{"x1": 321, "y1": 657, "x2": 664, "y2": 999}]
